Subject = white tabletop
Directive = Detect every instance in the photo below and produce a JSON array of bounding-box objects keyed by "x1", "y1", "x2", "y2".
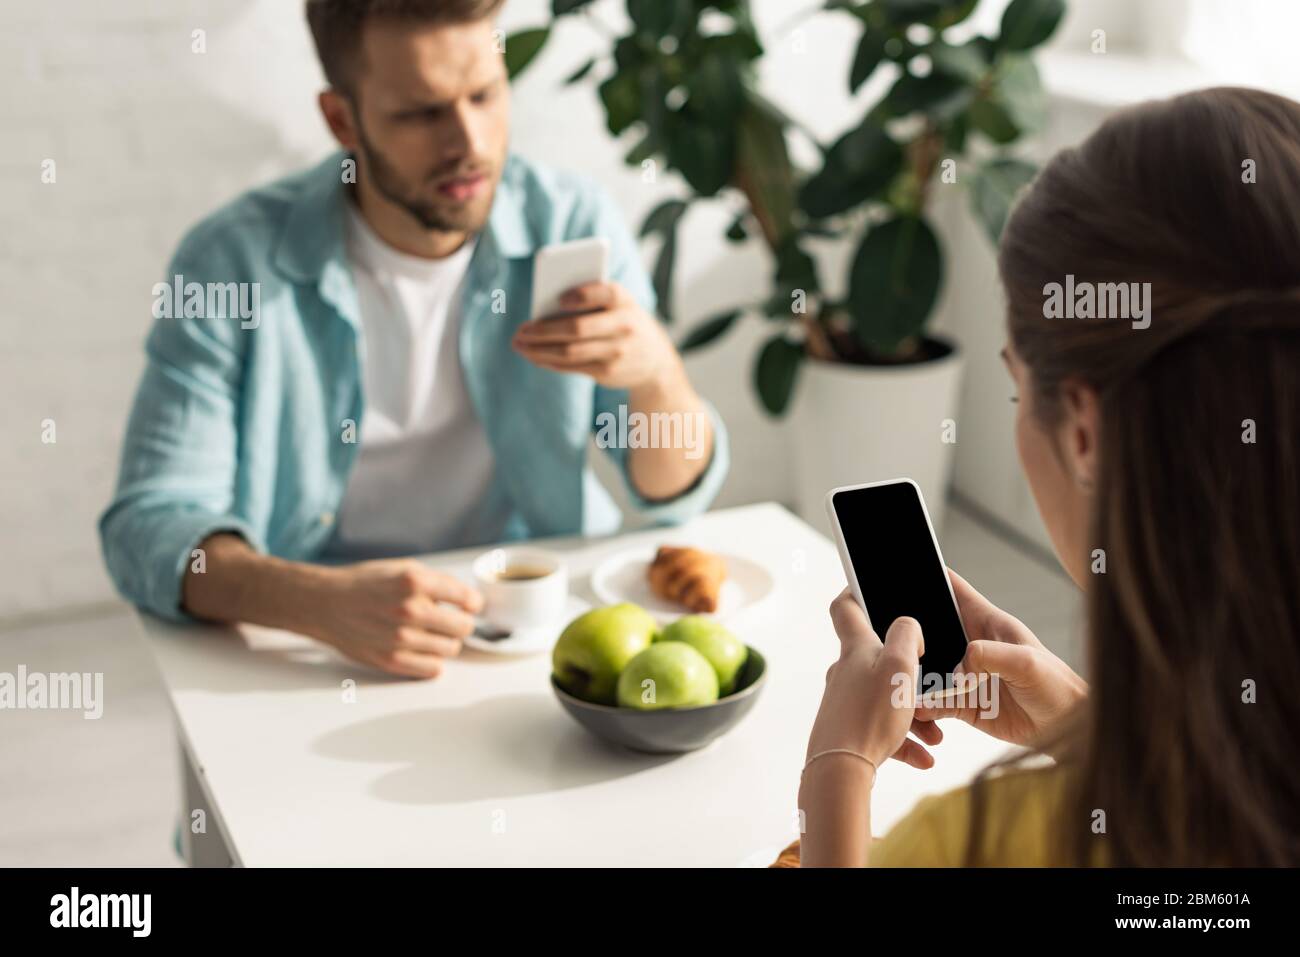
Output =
[{"x1": 136, "y1": 503, "x2": 1011, "y2": 867}]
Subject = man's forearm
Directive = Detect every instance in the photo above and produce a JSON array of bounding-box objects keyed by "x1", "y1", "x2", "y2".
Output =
[
  {"x1": 626, "y1": 358, "x2": 714, "y2": 501},
  {"x1": 182, "y1": 533, "x2": 333, "y2": 633}
]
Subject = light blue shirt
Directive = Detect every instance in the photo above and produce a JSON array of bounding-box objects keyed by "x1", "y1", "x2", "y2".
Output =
[{"x1": 99, "y1": 152, "x2": 729, "y2": 621}]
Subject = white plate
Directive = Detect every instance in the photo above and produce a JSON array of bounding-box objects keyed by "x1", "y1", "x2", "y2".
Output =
[
  {"x1": 464, "y1": 594, "x2": 590, "y2": 656},
  {"x1": 589, "y1": 548, "x2": 775, "y2": 624}
]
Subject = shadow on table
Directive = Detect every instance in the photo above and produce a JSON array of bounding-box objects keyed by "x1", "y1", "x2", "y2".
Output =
[{"x1": 311, "y1": 694, "x2": 678, "y2": 803}]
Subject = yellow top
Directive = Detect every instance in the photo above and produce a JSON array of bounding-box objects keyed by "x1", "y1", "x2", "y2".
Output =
[{"x1": 868, "y1": 765, "x2": 1084, "y2": 867}]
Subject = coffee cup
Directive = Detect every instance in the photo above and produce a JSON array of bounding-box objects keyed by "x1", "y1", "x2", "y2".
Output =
[{"x1": 471, "y1": 547, "x2": 569, "y2": 631}]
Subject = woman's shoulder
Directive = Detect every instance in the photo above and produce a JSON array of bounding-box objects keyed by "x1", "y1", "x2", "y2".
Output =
[{"x1": 869, "y1": 763, "x2": 1071, "y2": 867}]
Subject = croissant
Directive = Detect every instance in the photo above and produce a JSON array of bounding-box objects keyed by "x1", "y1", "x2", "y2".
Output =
[{"x1": 647, "y1": 545, "x2": 727, "y2": 613}]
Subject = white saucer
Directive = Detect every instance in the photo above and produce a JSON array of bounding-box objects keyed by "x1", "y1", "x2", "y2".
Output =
[
  {"x1": 588, "y1": 547, "x2": 775, "y2": 624},
  {"x1": 464, "y1": 594, "x2": 590, "y2": 656}
]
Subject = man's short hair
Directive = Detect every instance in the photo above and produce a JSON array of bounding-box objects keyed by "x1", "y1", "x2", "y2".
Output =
[{"x1": 306, "y1": 0, "x2": 506, "y2": 95}]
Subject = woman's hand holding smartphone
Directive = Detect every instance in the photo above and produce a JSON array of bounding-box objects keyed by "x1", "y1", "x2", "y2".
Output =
[
  {"x1": 805, "y1": 568, "x2": 1089, "y2": 777},
  {"x1": 814, "y1": 479, "x2": 1089, "y2": 772},
  {"x1": 800, "y1": 481, "x2": 1090, "y2": 868},
  {"x1": 912, "y1": 570, "x2": 1089, "y2": 751},
  {"x1": 804, "y1": 589, "x2": 936, "y2": 771},
  {"x1": 798, "y1": 591, "x2": 932, "y2": 867}
]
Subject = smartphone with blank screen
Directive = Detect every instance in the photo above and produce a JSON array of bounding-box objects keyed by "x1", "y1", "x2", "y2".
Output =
[
  {"x1": 530, "y1": 237, "x2": 610, "y2": 321},
  {"x1": 826, "y1": 479, "x2": 969, "y2": 695}
]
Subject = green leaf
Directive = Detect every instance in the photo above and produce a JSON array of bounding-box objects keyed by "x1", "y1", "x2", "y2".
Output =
[
  {"x1": 932, "y1": 0, "x2": 978, "y2": 29},
  {"x1": 968, "y1": 97, "x2": 1019, "y2": 143},
  {"x1": 944, "y1": 113, "x2": 969, "y2": 152},
  {"x1": 652, "y1": 229, "x2": 678, "y2": 322},
  {"x1": 996, "y1": 54, "x2": 1047, "y2": 135},
  {"x1": 564, "y1": 58, "x2": 596, "y2": 84},
  {"x1": 848, "y1": 215, "x2": 943, "y2": 353},
  {"x1": 666, "y1": 119, "x2": 734, "y2": 197},
  {"x1": 686, "y1": 52, "x2": 744, "y2": 118},
  {"x1": 833, "y1": 116, "x2": 896, "y2": 178},
  {"x1": 827, "y1": 0, "x2": 870, "y2": 20},
  {"x1": 768, "y1": 235, "x2": 819, "y2": 320},
  {"x1": 624, "y1": 133, "x2": 658, "y2": 166},
  {"x1": 968, "y1": 157, "x2": 1037, "y2": 245},
  {"x1": 680, "y1": 310, "x2": 741, "y2": 352},
  {"x1": 880, "y1": 0, "x2": 978, "y2": 28},
  {"x1": 850, "y1": 30, "x2": 888, "y2": 93},
  {"x1": 774, "y1": 234, "x2": 820, "y2": 295},
  {"x1": 754, "y1": 335, "x2": 804, "y2": 415},
  {"x1": 553, "y1": 0, "x2": 595, "y2": 14},
  {"x1": 504, "y1": 28, "x2": 549, "y2": 80},
  {"x1": 628, "y1": 0, "x2": 693, "y2": 38},
  {"x1": 641, "y1": 200, "x2": 689, "y2": 322},
  {"x1": 612, "y1": 35, "x2": 647, "y2": 72},
  {"x1": 598, "y1": 70, "x2": 641, "y2": 135},
  {"x1": 734, "y1": 94, "x2": 796, "y2": 243},
  {"x1": 707, "y1": 29, "x2": 764, "y2": 62},
  {"x1": 882, "y1": 71, "x2": 966, "y2": 116},
  {"x1": 637, "y1": 71, "x2": 671, "y2": 145},
  {"x1": 927, "y1": 38, "x2": 988, "y2": 83},
  {"x1": 880, "y1": 0, "x2": 949, "y2": 23},
  {"x1": 997, "y1": 0, "x2": 1065, "y2": 52},
  {"x1": 640, "y1": 198, "x2": 688, "y2": 237},
  {"x1": 798, "y1": 119, "x2": 903, "y2": 219}
]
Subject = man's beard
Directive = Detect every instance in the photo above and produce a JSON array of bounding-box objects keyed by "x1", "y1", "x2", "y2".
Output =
[{"x1": 355, "y1": 125, "x2": 494, "y2": 234}]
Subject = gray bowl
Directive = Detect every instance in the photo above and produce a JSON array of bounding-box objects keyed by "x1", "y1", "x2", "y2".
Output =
[{"x1": 551, "y1": 647, "x2": 767, "y2": 754}]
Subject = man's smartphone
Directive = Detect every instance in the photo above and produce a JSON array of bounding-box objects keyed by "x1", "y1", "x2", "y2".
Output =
[
  {"x1": 530, "y1": 237, "x2": 609, "y2": 320},
  {"x1": 826, "y1": 479, "x2": 969, "y2": 695}
]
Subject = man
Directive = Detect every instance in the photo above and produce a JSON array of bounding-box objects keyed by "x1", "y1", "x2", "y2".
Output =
[{"x1": 99, "y1": 0, "x2": 728, "y2": 679}]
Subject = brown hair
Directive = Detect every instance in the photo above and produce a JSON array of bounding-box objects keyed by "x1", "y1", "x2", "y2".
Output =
[
  {"x1": 985, "y1": 87, "x2": 1300, "y2": 866},
  {"x1": 305, "y1": 0, "x2": 505, "y2": 94}
]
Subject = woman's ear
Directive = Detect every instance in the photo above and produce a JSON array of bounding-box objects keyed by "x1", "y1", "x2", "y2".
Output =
[{"x1": 1058, "y1": 378, "x2": 1101, "y2": 492}]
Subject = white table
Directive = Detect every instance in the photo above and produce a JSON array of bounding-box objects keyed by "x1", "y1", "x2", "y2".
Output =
[{"x1": 137, "y1": 503, "x2": 1011, "y2": 867}]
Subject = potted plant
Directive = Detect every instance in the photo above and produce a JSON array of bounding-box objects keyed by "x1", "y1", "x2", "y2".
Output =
[{"x1": 507, "y1": 0, "x2": 1065, "y2": 528}]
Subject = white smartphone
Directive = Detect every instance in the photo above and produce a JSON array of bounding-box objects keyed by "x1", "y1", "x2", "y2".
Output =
[
  {"x1": 530, "y1": 237, "x2": 610, "y2": 320},
  {"x1": 825, "y1": 479, "x2": 970, "y2": 694}
]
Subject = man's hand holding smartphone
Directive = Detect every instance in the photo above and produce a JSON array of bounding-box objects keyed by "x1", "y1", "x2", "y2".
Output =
[{"x1": 511, "y1": 280, "x2": 681, "y2": 391}]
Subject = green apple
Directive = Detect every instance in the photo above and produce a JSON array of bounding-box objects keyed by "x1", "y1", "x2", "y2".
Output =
[
  {"x1": 552, "y1": 603, "x2": 658, "y2": 705},
  {"x1": 616, "y1": 641, "x2": 719, "y2": 710},
  {"x1": 657, "y1": 616, "x2": 749, "y2": 696}
]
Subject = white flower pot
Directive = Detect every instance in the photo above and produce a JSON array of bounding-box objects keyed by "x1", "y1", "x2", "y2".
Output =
[{"x1": 788, "y1": 340, "x2": 965, "y2": 535}]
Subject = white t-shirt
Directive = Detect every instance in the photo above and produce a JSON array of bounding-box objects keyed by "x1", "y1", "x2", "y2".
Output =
[{"x1": 323, "y1": 202, "x2": 507, "y2": 559}]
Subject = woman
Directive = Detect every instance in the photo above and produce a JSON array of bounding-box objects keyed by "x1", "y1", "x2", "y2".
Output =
[{"x1": 786, "y1": 87, "x2": 1300, "y2": 867}]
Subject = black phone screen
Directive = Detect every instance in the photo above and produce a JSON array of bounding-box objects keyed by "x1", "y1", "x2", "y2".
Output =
[{"x1": 831, "y1": 482, "x2": 967, "y2": 687}]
